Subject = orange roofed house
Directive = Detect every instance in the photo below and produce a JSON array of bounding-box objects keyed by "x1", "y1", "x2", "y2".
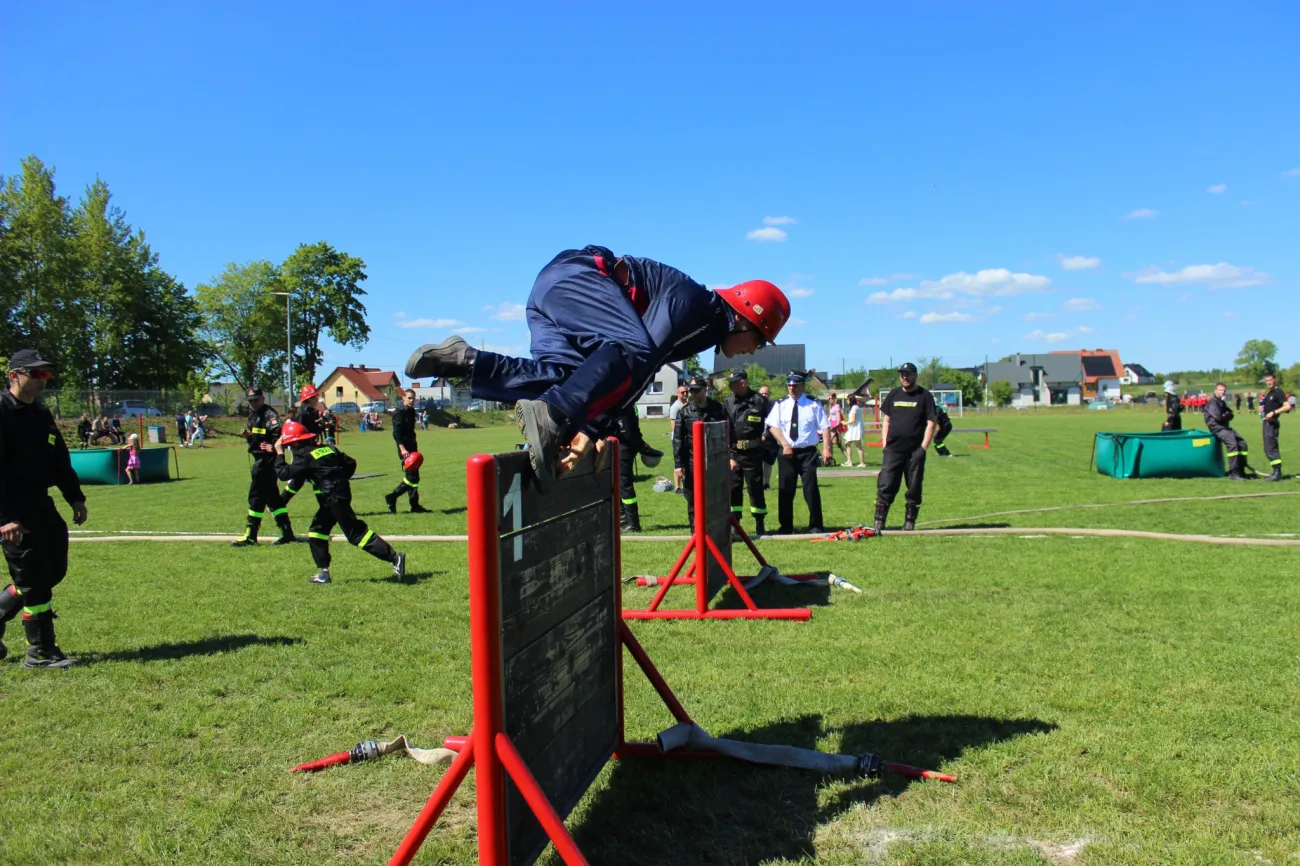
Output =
[
  {"x1": 1053, "y1": 349, "x2": 1124, "y2": 401},
  {"x1": 318, "y1": 364, "x2": 402, "y2": 411}
]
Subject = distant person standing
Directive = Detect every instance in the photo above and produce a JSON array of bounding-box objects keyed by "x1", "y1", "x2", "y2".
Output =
[
  {"x1": 614, "y1": 407, "x2": 663, "y2": 533},
  {"x1": 1246, "y1": 393, "x2": 1255, "y2": 412},
  {"x1": 672, "y1": 376, "x2": 727, "y2": 532},
  {"x1": 758, "y1": 384, "x2": 778, "y2": 488},
  {"x1": 1235, "y1": 393, "x2": 1242, "y2": 412},
  {"x1": 843, "y1": 395, "x2": 866, "y2": 467},
  {"x1": 722, "y1": 368, "x2": 771, "y2": 536},
  {"x1": 1161, "y1": 381, "x2": 1182, "y2": 431},
  {"x1": 764, "y1": 371, "x2": 831, "y2": 535},
  {"x1": 1203, "y1": 382, "x2": 1250, "y2": 481},
  {"x1": 0, "y1": 349, "x2": 88, "y2": 668},
  {"x1": 826, "y1": 393, "x2": 845, "y2": 466},
  {"x1": 1260, "y1": 370, "x2": 1291, "y2": 481},
  {"x1": 386, "y1": 389, "x2": 429, "y2": 513},
  {"x1": 873, "y1": 362, "x2": 937, "y2": 533},
  {"x1": 668, "y1": 383, "x2": 688, "y2": 435},
  {"x1": 175, "y1": 413, "x2": 188, "y2": 446},
  {"x1": 77, "y1": 414, "x2": 93, "y2": 449}
]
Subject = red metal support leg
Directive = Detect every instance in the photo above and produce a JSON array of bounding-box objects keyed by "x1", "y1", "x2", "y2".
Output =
[
  {"x1": 618, "y1": 620, "x2": 692, "y2": 724},
  {"x1": 495, "y1": 733, "x2": 590, "y2": 866},
  {"x1": 389, "y1": 736, "x2": 476, "y2": 866}
]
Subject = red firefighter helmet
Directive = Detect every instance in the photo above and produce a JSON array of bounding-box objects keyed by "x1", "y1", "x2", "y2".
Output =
[
  {"x1": 280, "y1": 420, "x2": 316, "y2": 445},
  {"x1": 300, "y1": 384, "x2": 320, "y2": 402},
  {"x1": 403, "y1": 451, "x2": 424, "y2": 471},
  {"x1": 715, "y1": 280, "x2": 790, "y2": 344}
]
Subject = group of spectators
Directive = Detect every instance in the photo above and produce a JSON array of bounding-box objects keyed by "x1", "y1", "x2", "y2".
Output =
[
  {"x1": 75, "y1": 414, "x2": 125, "y2": 448},
  {"x1": 176, "y1": 410, "x2": 210, "y2": 447}
]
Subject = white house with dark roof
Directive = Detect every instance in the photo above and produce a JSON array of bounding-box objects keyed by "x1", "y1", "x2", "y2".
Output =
[{"x1": 1122, "y1": 363, "x2": 1156, "y2": 385}]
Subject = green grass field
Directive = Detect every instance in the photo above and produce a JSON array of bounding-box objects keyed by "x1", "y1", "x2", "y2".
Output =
[{"x1": 3, "y1": 412, "x2": 1298, "y2": 864}]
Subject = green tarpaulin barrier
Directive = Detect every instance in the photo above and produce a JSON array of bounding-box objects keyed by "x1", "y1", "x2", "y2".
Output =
[{"x1": 1093, "y1": 430, "x2": 1223, "y2": 479}]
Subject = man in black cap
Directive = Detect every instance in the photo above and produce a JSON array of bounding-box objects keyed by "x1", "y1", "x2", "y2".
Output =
[
  {"x1": 874, "y1": 362, "x2": 937, "y2": 532},
  {"x1": 231, "y1": 386, "x2": 296, "y2": 546},
  {"x1": 723, "y1": 368, "x2": 771, "y2": 536},
  {"x1": 672, "y1": 375, "x2": 727, "y2": 532},
  {"x1": 614, "y1": 406, "x2": 663, "y2": 533},
  {"x1": 764, "y1": 371, "x2": 831, "y2": 534},
  {"x1": 1260, "y1": 369, "x2": 1291, "y2": 481},
  {"x1": 0, "y1": 349, "x2": 88, "y2": 668}
]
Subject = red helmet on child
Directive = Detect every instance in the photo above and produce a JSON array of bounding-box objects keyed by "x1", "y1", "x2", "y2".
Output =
[
  {"x1": 280, "y1": 420, "x2": 316, "y2": 445},
  {"x1": 300, "y1": 384, "x2": 320, "y2": 402},
  {"x1": 403, "y1": 451, "x2": 424, "y2": 471},
  {"x1": 715, "y1": 280, "x2": 790, "y2": 344}
]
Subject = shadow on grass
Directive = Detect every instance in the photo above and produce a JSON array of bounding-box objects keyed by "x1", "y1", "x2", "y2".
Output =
[
  {"x1": 370, "y1": 570, "x2": 447, "y2": 585},
  {"x1": 568, "y1": 713, "x2": 1054, "y2": 866},
  {"x1": 713, "y1": 571, "x2": 833, "y2": 609},
  {"x1": 441, "y1": 506, "x2": 467, "y2": 515},
  {"x1": 920, "y1": 522, "x2": 1012, "y2": 530},
  {"x1": 86, "y1": 634, "x2": 303, "y2": 664}
]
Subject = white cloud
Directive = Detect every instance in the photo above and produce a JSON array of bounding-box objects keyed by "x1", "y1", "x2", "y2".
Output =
[
  {"x1": 1282, "y1": 168, "x2": 1300, "y2": 178},
  {"x1": 858, "y1": 272, "x2": 917, "y2": 286},
  {"x1": 1207, "y1": 183, "x2": 1227, "y2": 194},
  {"x1": 393, "y1": 311, "x2": 407, "y2": 319},
  {"x1": 919, "y1": 312, "x2": 974, "y2": 324},
  {"x1": 787, "y1": 317, "x2": 807, "y2": 326},
  {"x1": 788, "y1": 287, "x2": 815, "y2": 298},
  {"x1": 1023, "y1": 312, "x2": 1055, "y2": 322},
  {"x1": 1057, "y1": 254, "x2": 1101, "y2": 270},
  {"x1": 394, "y1": 317, "x2": 464, "y2": 329},
  {"x1": 866, "y1": 268, "x2": 1047, "y2": 303},
  {"x1": 1062, "y1": 297, "x2": 1103, "y2": 312},
  {"x1": 1123, "y1": 208, "x2": 1159, "y2": 220},
  {"x1": 762, "y1": 216, "x2": 797, "y2": 226},
  {"x1": 1077, "y1": 326, "x2": 1094, "y2": 334},
  {"x1": 483, "y1": 302, "x2": 526, "y2": 321},
  {"x1": 1223, "y1": 311, "x2": 1240, "y2": 318},
  {"x1": 746, "y1": 227, "x2": 788, "y2": 242},
  {"x1": 1125, "y1": 262, "x2": 1271, "y2": 289},
  {"x1": 866, "y1": 287, "x2": 927, "y2": 304},
  {"x1": 897, "y1": 311, "x2": 917, "y2": 320},
  {"x1": 983, "y1": 306, "x2": 1004, "y2": 315},
  {"x1": 459, "y1": 326, "x2": 488, "y2": 333},
  {"x1": 1023, "y1": 329, "x2": 1071, "y2": 344}
]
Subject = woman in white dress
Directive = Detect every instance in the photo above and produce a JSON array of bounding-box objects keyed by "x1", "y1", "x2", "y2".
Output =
[{"x1": 843, "y1": 395, "x2": 866, "y2": 466}]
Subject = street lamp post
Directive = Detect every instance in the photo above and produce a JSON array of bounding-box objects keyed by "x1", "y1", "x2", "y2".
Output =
[{"x1": 271, "y1": 291, "x2": 292, "y2": 412}]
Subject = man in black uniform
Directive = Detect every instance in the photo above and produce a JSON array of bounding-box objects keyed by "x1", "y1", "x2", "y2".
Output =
[
  {"x1": 764, "y1": 371, "x2": 832, "y2": 535},
  {"x1": 614, "y1": 407, "x2": 663, "y2": 533},
  {"x1": 273, "y1": 420, "x2": 406, "y2": 584},
  {"x1": 873, "y1": 362, "x2": 937, "y2": 533},
  {"x1": 385, "y1": 388, "x2": 430, "y2": 513},
  {"x1": 1235, "y1": 393, "x2": 1242, "y2": 412},
  {"x1": 231, "y1": 387, "x2": 296, "y2": 546},
  {"x1": 1161, "y1": 381, "x2": 1182, "y2": 431},
  {"x1": 932, "y1": 403, "x2": 955, "y2": 456},
  {"x1": 723, "y1": 368, "x2": 771, "y2": 536},
  {"x1": 672, "y1": 376, "x2": 727, "y2": 532},
  {"x1": 1203, "y1": 382, "x2": 1250, "y2": 481},
  {"x1": 0, "y1": 349, "x2": 88, "y2": 668},
  {"x1": 1260, "y1": 370, "x2": 1291, "y2": 481}
]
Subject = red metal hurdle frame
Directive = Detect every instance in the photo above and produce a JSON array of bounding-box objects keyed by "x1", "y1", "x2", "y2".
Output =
[
  {"x1": 624, "y1": 421, "x2": 813, "y2": 622},
  {"x1": 390, "y1": 443, "x2": 708, "y2": 866}
]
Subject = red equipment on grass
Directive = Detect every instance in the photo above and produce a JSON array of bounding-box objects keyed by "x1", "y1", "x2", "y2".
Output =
[
  {"x1": 402, "y1": 451, "x2": 423, "y2": 471},
  {"x1": 623, "y1": 421, "x2": 814, "y2": 622}
]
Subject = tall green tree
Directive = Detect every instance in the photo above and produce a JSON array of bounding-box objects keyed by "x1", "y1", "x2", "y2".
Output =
[
  {"x1": 989, "y1": 380, "x2": 1014, "y2": 407},
  {"x1": 1235, "y1": 339, "x2": 1278, "y2": 383},
  {"x1": 919, "y1": 356, "x2": 945, "y2": 388},
  {"x1": 195, "y1": 261, "x2": 283, "y2": 390},
  {"x1": 278, "y1": 242, "x2": 370, "y2": 386}
]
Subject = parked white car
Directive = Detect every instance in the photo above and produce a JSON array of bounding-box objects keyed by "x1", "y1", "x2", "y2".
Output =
[
  {"x1": 117, "y1": 400, "x2": 162, "y2": 418},
  {"x1": 359, "y1": 401, "x2": 388, "y2": 414}
]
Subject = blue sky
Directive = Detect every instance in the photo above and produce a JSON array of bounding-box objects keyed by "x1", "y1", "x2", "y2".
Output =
[{"x1": 4, "y1": 2, "x2": 1298, "y2": 380}]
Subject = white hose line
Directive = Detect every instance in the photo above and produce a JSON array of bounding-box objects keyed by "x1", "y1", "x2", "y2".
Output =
[{"x1": 917, "y1": 490, "x2": 1300, "y2": 528}]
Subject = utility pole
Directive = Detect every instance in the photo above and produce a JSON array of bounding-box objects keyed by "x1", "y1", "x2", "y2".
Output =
[{"x1": 272, "y1": 291, "x2": 292, "y2": 411}]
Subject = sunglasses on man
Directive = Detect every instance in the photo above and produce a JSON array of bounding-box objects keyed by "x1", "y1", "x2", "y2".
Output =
[{"x1": 14, "y1": 368, "x2": 52, "y2": 380}]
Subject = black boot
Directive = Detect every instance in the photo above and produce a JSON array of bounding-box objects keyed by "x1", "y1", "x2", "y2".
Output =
[
  {"x1": 405, "y1": 336, "x2": 476, "y2": 381},
  {"x1": 408, "y1": 490, "x2": 431, "y2": 514},
  {"x1": 935, "y1": 444, "x2": 952, "y2": 457},
  {"x1": 903, "y1": 504, "x2": 919, "y2": 531},
  {"x1": 230, "y1": 519, "x2": 260, "y2": 547},
  {"x1": 271, "y1": 513, "x2": 296, "y2": 545},
  {"x1": 1, "y1": 584, "x2": 21, "y2": 660},
  {"x1": 753, "y1": 516, "x2": 765, "y2": 538},
  {"x1": 516, "y1": 400, "x2": 571, "y2": 493},
  {"x1": 385, "y1": 490, "x2": 399, "y2": 513},
  {"x1": 23, "y1": 612, "x2": 78, "y2": 669},
  {"x1": 620, "y1": 502, "x2": 642, "y2": 533},
  {"x1": 1265, "y1": 464, "x2": 1283, "y2": 482},
  {"x1": 873, "y1": 503, "x2": 889, "y2": 534}
]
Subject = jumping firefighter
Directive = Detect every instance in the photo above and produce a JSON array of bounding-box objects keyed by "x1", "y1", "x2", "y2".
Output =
[
  {"x1": 723, "y1": 368, "x2": 772, "y2": 536},
  {"x1": 1260, "y1": 369, "x2": 1292, "y2": 482},
  {"x1": 673, "y1": 376, "x2": 727, "y2": 533},
  {"x1": 1161, "y1": 380, "x2": 1182, "y2": 431},
  {"x1": 932, "y1": 403, "x2": 955, "y2": 456},
  {"x1": 404, "y1": 246, "x2": 788, "y2": 492},
  {"x1": 281, "y1": 384, "x2": 326, "y2": 509},
  {"x1": 0, "y1": 349, "x2": 88, "y2": 668},
  {"x1": 231, "y1": 386, "x2": 296, "y2": 547},
  {"x1": 386, "y1": 389, "x2": 430, "y2": 513},
  {"x1": 1203, "y1": 382, "x2": 1251, "y2": 481},
  {"x1": 614, "y1": 407, "x2": 664, "y2": 533},
  {"x1": 873, "y1": 363, "x2": 938, "y2": 533},
  {"x1": 274, "y1": 420, "x2": 407, "y2": 584}
]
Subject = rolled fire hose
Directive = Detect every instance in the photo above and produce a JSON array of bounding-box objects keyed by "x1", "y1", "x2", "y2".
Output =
[{"x1": 291, "y1": 735, "x2": 455, "y2": 773}]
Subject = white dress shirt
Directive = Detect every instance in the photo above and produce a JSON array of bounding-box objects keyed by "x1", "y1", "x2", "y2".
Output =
[{"x1": 765, "y1": 395, "x2": 829, "y2": 448}]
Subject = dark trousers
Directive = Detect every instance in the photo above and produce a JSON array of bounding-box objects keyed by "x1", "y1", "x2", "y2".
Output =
[
  {"x1": 390, "y1": 444, "x2": 421, "y2": 506},
  {"x1": 1209, "y1": 426, "x2": 1249, "y2": 473},
  {"x1": 777, "y1": 447, "x2": 823, "y2": 531},
  {"x1": 682, "y1": 480, "x2": 696, "y2": 532},
  {"x1": 466, "y1": 247, "x2": 655, "y2": 430},
  {"x1": 1163, "y1": 414, "x2": 1182, "y2": 431},
  {"x1": 1263, "y1": 420, "x2": 1281, "y2": 466},
  {"x1": 876, "y1": 442, "x2": 927, "y2": 508},
  {"x1": 247, "y1": 458, "x2": 287, "y2": 521},
  {"x1": 307, "y1": 494, "x2": 395, "y2": 569},
  {"x1": 616, "y1": 408, "x2": 646, "y2": 511},
  {"x1": 1, "y1": 500, "x2": 68, "y2": 610},
  {"x1": 730, "y1": 450, "x2": 767, "y2": 523}
]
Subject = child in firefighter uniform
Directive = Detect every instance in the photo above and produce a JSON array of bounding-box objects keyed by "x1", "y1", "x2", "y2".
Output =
[
  {"x1": 281, "y1": 384, "x2": 326, "y2": 509},
  {"x1": 386, "y1": 389, "x2": 429, "y2": 513},
  {"x1": 932, "y1": 404, "x2": 955, "y2": 456},
  {"x1": 273, "y1": 420, "x2": 406, "y2": 584},
  {"x1": 231, "y1": 387, "x2": 296, "y2": 547}
]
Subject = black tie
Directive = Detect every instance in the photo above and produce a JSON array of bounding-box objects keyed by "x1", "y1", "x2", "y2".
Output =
[{"x1": 789, "y1": 398, "x2": 799, "y2": 443}]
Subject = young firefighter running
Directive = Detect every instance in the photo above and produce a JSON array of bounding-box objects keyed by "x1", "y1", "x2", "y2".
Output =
[
  {"x1": 405, "y1": 245, "x2": 789, "y2": 492},
  {"x1": 273, "y1": 420, "x2": 406, "y2": 584}
]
